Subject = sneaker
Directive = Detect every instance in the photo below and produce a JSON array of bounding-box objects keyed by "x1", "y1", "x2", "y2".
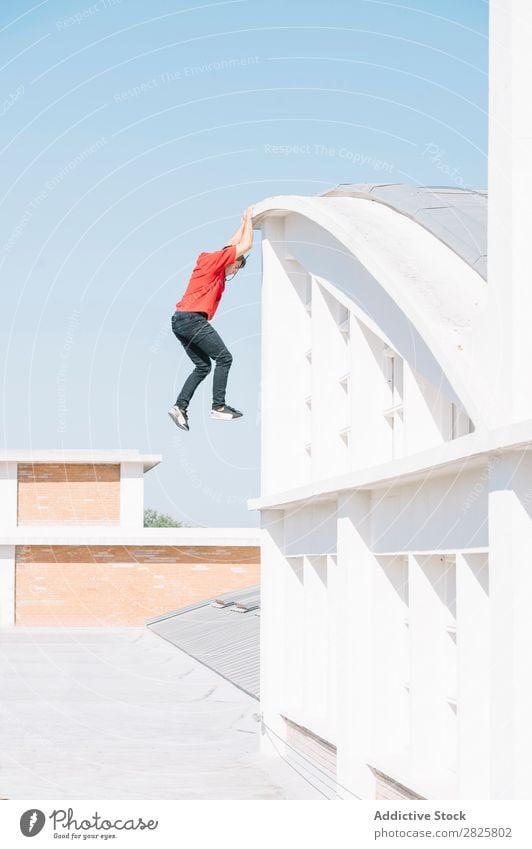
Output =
[
  {"x1": 211, "y1": 404, "x2": 243, "y2": 420},
  {"x1": 168, "y1": 406, "x2": 189, "y2": 431}
]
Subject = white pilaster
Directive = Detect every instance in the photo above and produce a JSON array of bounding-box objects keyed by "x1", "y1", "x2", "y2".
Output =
[
  {"x1": 311, "y1": 279, "x2": 347, "y2": 479},
  {"x1": 326, "y1": 554, "x2": 339, "y2": 742},
  {"x1": 409, "y1": 554, "x2": 457, "y2": 785},
  {"x1": 489, "y1": 452, "x2": 532, "y2": 798},
  {"x1": 0, "y1": 462, "x2": 18, "y2": 530},
  {"x1": 372, "y1": 556, "x2": 409, "y2": 760},
  {"x1": 349, "y1": 318, "x2": 391, "y2": 469},
  {"x1": 119, "y1": 462, "x2": 144, "y2": 528},
  {"x1": 475, "y1": 0, "x2": 532, "y2": 424},
  {"x1": 303, "y1": 556, "x2": 328, "y2": 739},
  {"x1": 456, "y1": 552, "x2": 490, "y2": 798},
  {"x1": 336, "y1": 491, "x2": 375, "y2": 799},
  {"x1": 259, "y1": 509, "x2": 287, "y2": 757},
  {"x1": 260, "y1": 216, "x2": 310, "y2": 493},
  {"x1": 282, "y1": 554, "x2": 304, "y2": 724},
  {"x1": 0, "y1": 545, "x2": 16, "y2": 625}
]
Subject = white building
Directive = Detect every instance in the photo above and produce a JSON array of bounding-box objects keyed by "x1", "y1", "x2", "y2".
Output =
[
  {"x1": 250, "y1": 0, "x2": 532, "y2": 800},
  {"x1": 0, "y1": 449, "x2": 260, "y2": 627}
]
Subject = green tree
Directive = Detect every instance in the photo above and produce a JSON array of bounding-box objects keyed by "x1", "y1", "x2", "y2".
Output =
[{"x1": 144, "y1": 508, "x2": 183, "y2": 528}]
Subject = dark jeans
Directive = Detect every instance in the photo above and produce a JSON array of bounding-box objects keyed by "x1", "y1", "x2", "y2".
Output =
[{"x1": 172, "y1": 311, "x2": 233, "y2": 410}]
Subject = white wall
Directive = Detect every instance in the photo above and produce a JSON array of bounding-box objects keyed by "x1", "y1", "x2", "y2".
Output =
[
  {"x1": 260, "y1": 511, "x2": 339, "y2": 761},
  {"x1": 350, "y1": 318, "x2": 394, "y2": 468},
  {"x1": 259, "y1": 510, "x2": 288, "y2": 757},
  {"x1": 311, "y1": 281, "x2": 351, "y2": 478},
  {"x1": 283, "y1": 501, "x2": 337, "y2": 556},
  {"x1": 283, "y1": 213, "x2": 462, "y2": 404},
  {"x1": 0, "y1": 546, "x2": 15, "y2": 625},
  {"x1": 258, "y1": 207, "x2": 494, "y2": 800},
  {"x1": 372, "y1": 555, "x2": 410, "y2": 762},
  {"x1": 257, "y1": 18, "x2": 532, "y2": 795},
  {"x1": 488, "y1": 451, "x2": 532, "y2": 798},
  {"x1": 474, "y1": 0, "x2": 532, "y2": 425},
  {"x1": 260, "y1": 214, "x2": 477, "y2": 498},
  {"x1": 404, "y1": 364, "x2": 452, "y2": 452},
  {"x1": 370, "y1": 468, "x2": 488, "y2": 553},
  {"x1": 0, "y1": 463, "x2": 17, "y2": 530},
  {"x1": 336, "y1": 491, "x2": 375, "y2": 798},
  {"x1": 456, "y1": 552, "x2": 490, "y2": 797},
  {"x1": 259, "y1": 462, "x2": 497, "y2": 799},
  {"x1": 120, "y1": 462, "x2": 145, "y2": 528},
  {"x1": 408, "y1": 554, "x2": 458, "y2": 785},
  {"x1": 260, "y1": 217, "x2": 313, "y2": 494}
]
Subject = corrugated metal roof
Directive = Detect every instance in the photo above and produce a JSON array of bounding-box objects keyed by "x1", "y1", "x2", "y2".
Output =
[
  {"x1": 320, "y1": 183, "x2": 487, "y2": 279},
  {"x1": 147, "y1": 585, "x2": 260, "y2": 700}
]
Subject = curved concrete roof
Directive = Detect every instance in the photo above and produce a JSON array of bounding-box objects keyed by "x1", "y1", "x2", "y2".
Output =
[
  {"x1": 253, "y1": 190, "x2": 488, "y2": 426},
  {"x1": 320, "y1": 183, "x2": 487, "y2": 279}
]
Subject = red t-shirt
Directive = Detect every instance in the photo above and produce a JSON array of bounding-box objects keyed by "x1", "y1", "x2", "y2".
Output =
[{"x1": 175, "y1": 245, "x2": 237, "y2": 320}]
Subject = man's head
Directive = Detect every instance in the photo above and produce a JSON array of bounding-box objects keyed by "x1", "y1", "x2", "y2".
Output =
[{"x1": 225, "y1": 254, "x2": 247, "y2": 279}]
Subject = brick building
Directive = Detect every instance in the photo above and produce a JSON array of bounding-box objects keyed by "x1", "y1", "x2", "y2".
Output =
[{"x1": 0, "y1": 450, "x2": 260, "y2": 626}]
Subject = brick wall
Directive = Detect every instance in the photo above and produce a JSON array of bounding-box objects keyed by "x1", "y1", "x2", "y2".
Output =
[
  {"x1": 17, "y1": 464, "x2": 121, "y2": 525},
  {"x1": 15, "y1": 545, "x2": 260, "y2": 625}
]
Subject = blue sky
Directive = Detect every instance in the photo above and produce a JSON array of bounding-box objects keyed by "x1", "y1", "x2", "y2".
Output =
[{"x1": 0, "y1": 0, "x2": 488, "y2": 527}]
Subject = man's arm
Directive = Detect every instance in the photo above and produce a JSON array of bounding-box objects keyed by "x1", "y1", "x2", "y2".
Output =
[
  {"x1": 225, "y1": 207, "x2": 253, "y2": 255},
  {"x1": 225, "y1": 215, "x2": 245, "y2": 248},
  {"x1": 235, "y1": 206, "x2": 253, "y2": 256}
]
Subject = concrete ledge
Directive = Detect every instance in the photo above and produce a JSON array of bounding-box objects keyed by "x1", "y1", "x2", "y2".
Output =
[
  {"x1": 249, "y1": 418, "x2": 532, "y2": 510},
  {"x1": 0, "y1": 527, "x2": 262, "y2": 546},
  {"x1": 0, "y1": 449, "x2": 161, "y2": 473}
]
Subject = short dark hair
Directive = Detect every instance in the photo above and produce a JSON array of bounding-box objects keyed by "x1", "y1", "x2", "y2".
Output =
[{"x1": 222, "y1": 247, "x2": 247, "y2": 268}]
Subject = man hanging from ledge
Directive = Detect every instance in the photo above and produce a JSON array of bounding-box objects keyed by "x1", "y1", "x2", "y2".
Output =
[{"x1": 168, "y1": 206, "x2": 254, "y2": 432}]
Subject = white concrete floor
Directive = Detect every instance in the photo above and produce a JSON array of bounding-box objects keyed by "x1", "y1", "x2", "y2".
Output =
[{"x1": 0, "y1": 627, "x2": 320, "y2": 800}]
